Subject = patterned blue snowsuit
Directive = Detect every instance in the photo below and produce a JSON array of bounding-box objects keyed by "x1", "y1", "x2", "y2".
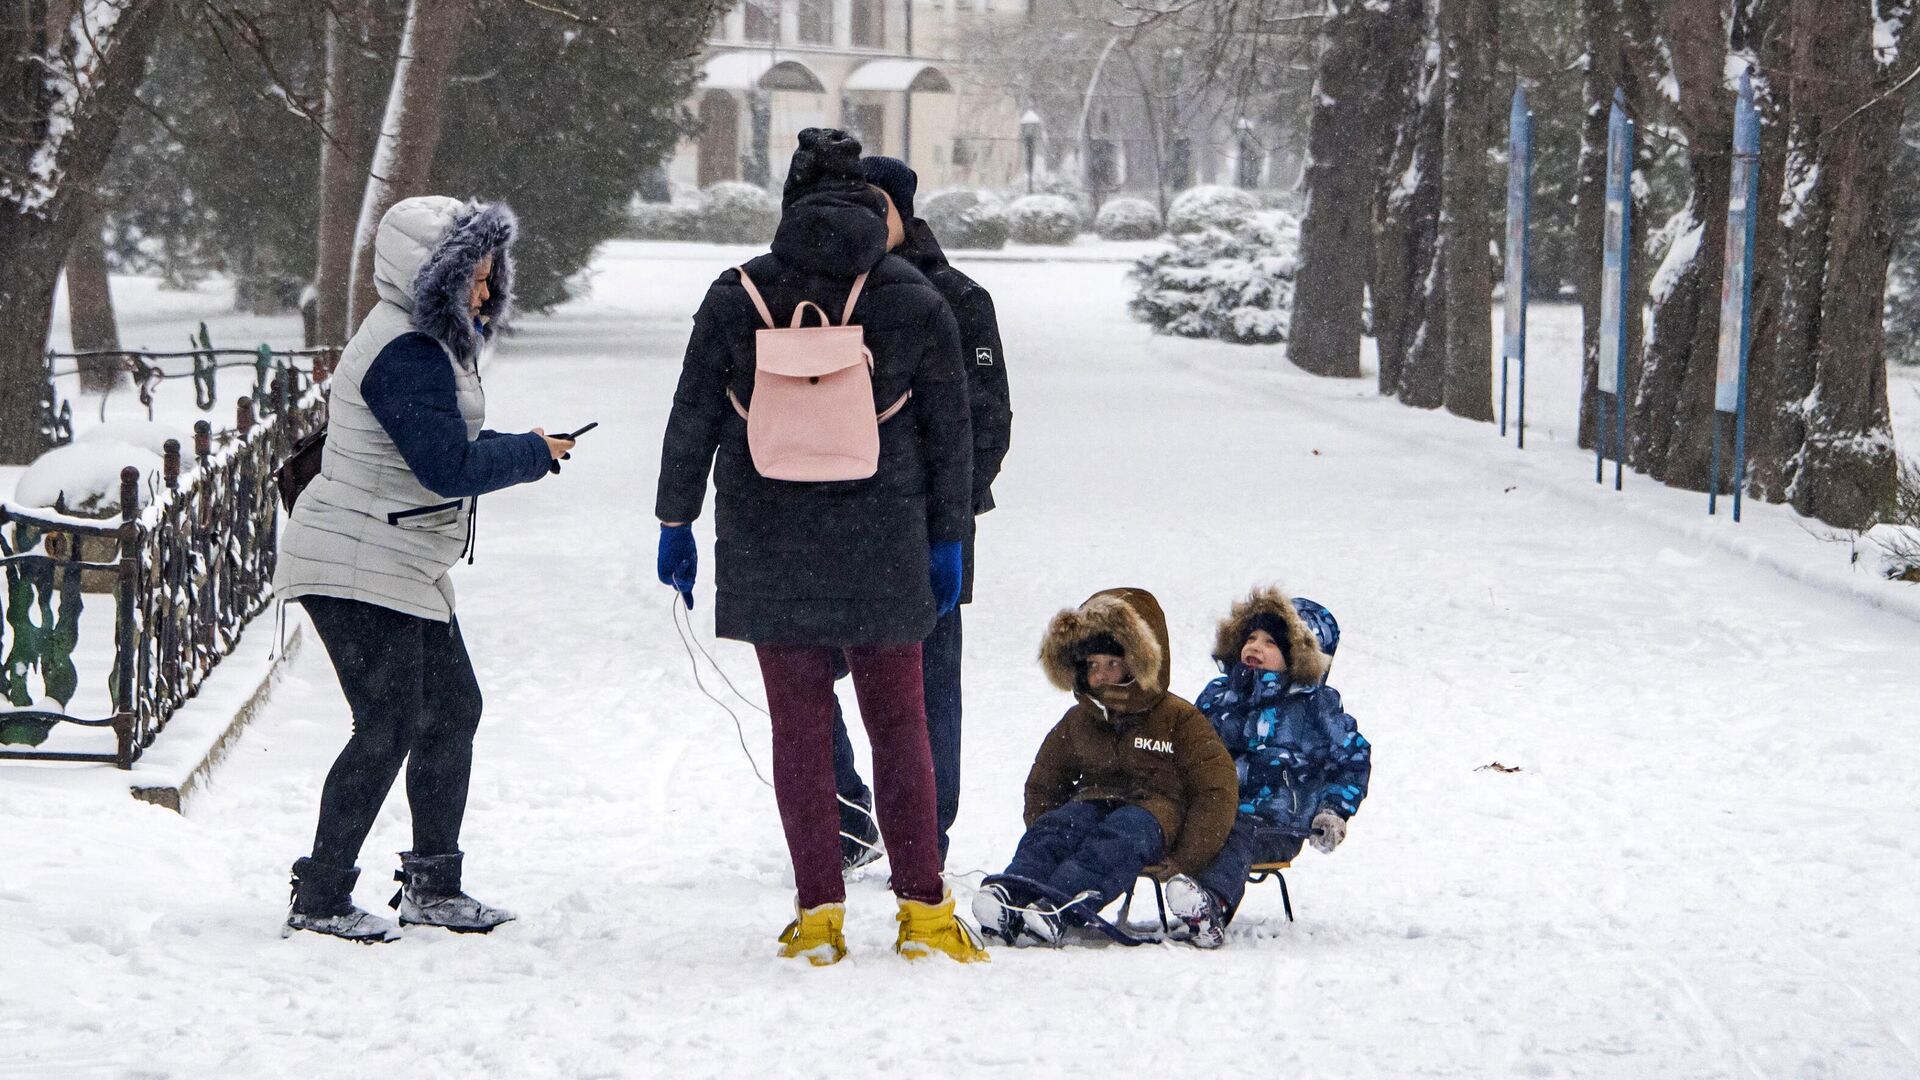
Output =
[{"x1": 1192, "y1": 665, "x2": 1370, "y2": 913}]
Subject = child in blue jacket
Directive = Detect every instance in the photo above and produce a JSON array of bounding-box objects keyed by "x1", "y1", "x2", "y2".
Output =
[{"x1": 1164, "y1": 588, "x2": 1370, "y2": 947}]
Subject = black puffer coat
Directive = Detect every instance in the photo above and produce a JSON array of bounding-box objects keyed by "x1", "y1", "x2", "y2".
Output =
[
  {"x1": 655, "y1": 156, "x2": 972, "y2": 647},
  {"x1": 898, "y1": 218, "x2": 1012, "y2": 604}
]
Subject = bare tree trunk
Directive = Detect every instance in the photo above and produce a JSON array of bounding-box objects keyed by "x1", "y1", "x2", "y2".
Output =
[
  {"x1": 348, "y1": 0, "x2": 473, "y2": 326},
  {"x1": 1436, "y1": 0, "x2": 1497, "y2": 421},
  {"x1": 65, "y1": 199, "x2": 124, "y2": 391},
  {"x1": 1760, "y1": 0, "x2": 1907, "y2": 528},
  {"x1": 1373, "y1": 15, "x2": 1440, "y2": 398},
  {"x1": 1735, "y1": 0, "x2": 1794, "y2": 502},
  {"x1": 0, "y1": 0, "x2": 169, "y2": 463},
  {"x1": 1627, "y1": 0, "x2": 1731, "y2": 490},
  {"x1": 1290, "y1": 0, "x2": 1423, "y2": 379},
  {"x1": 315, "y1": 0, "x2": 373, "y2": 348}
]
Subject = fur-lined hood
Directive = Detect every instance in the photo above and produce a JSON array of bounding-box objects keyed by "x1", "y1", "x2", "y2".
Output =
[
  {"x1": 1039, "y1": 587, "x2": 1172, "y2": 713},
  {"x1": 371, "y1": 196, "x2": 517, "y2": 367},
  {"x1": 1211, "y1": 586, "x2": 1332, "y2": 687}
]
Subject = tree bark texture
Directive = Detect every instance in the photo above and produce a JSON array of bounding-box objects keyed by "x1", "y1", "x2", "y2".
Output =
[
  {"x1": 1627, "y1": 0, "x2": 1731, "y2": 490},
  {"x1": 0, "y1": 0, "x2": 169, "y2": 464},
  {"x1": 1290, "y1": 0, "x2": 1424, "y2": 379},
  {"x1": 1436, "y1": 0, "x2": 1498, "y2": 421},
  {"x1": 348, "y1": 0, "x2": 473, "y2": 326},
  {"x1": 1759, "y1": 0, "x2": 1909, "y2": 528},
  {"x1": 1374, "y1": 27, "x2": 1442, "y2": 400},
  {"x1": 315, "y1": 1, "x2": 374, "y2": 348},
  {"x1": 65, "y1": 199, "x2": 123, "y2": 391}
]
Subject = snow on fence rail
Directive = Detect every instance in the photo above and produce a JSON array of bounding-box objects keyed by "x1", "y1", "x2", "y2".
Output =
[{"x1": 0, "y1": 347, "x2": 333, "y2": 767}]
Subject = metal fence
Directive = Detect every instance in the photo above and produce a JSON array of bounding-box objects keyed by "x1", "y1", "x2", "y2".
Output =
[{"x1": 1, "y1": 346, "x2": 334, "y2": 767}]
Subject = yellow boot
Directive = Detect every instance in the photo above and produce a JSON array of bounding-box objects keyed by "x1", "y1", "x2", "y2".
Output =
[
  {"x1": 777, "y1": 902, "x2": 847, "y2": 967},
  {"x1": 894, "y1": 891, "x2": 990, "y2": 963}
]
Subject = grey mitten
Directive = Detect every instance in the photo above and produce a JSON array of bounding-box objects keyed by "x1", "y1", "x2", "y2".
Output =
[{"x1": 1310, "y1": 809, "x2": 1346, "y2": 853}]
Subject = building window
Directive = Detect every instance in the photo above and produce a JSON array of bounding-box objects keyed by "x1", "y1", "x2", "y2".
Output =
[
  {"x1": 851, "y1": 0, "x2": 883, "y2": 47},
  {"x1": 797, "y1": 0, "x2": 830, "y2": 43},
  {"x1": 848, "y1": 103, "x2": 885, "y2": 154},
  {"x1": 743, "y1": 0, "x2": 776, "y2": 42}
]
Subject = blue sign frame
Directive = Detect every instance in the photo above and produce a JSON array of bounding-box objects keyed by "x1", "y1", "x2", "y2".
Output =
[
  {"x1": 1502, "y1": 84, "x2": 1533, "y2": 449},
  {"x1": 1597, "y1": 89, "x2": 1634, "y2": 490},
  {"x1": 1710, "y1": 74, "x2": 1761, "y2": 522}
]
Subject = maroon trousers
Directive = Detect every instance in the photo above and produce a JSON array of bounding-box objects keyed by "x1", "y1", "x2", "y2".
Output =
[{"x1": 755, "y1": 643, "x2": 944, "y2": 908}]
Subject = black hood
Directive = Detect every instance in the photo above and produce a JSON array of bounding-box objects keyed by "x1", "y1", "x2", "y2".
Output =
[
  {"x1": 771, "y1": 186, "x2": 889, "y2": 278},
  {"x1": 901, "y1": 217, "x2": 951, "y2": 272}
]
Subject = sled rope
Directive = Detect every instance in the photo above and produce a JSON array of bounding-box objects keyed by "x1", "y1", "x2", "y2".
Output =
[
  {"x1": 667, "y1": 593, "x2": 887, "y2": 850},
  {"x1": 670, "y1": 591, "x2": 774, "y2": 790}
]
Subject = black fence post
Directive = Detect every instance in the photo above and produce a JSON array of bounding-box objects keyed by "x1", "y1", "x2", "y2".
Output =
[{"x1": 112, "y1": 466, "x2": 141, "y2": 769}]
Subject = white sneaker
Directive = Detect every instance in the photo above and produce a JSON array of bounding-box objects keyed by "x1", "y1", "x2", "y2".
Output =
[{"x1": 1165, "y1": 874, "x2": 1226, "y2": 949}]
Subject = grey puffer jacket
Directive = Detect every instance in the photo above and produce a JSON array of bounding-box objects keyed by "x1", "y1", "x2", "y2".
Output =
[{"x1": 273, "y1": 197, "x2": 539, "y2": 622}]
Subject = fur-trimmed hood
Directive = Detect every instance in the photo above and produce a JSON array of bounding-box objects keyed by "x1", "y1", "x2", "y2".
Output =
[
  {"x1": 1039, "y1": 587, "x2": 1172, "y2": 714},
  {"x1": 371, "y1": 196, "x2": 517, "y2": 367},
  {"x1": 1211, "y1": 586, "x2": 1333, "y2": 687}
]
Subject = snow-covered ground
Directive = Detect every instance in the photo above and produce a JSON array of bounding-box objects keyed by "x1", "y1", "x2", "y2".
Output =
[{"x1": 4, "y1": 243, "x2": 1919, "y2": 1078}]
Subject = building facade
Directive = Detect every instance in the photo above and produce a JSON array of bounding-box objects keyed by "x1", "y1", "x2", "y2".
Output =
[{"x1": 668, "y1": 0, "x2": 1031, "y2": 194}]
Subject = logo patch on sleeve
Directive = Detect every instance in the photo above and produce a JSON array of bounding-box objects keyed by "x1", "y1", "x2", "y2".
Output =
[{"x1": 974, "y1": 347, "x2": 995, "y2": 366}]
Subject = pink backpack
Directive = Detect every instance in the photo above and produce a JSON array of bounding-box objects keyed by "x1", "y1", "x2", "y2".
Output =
[{"x1": 726, "y1": 266, "x2": 911, "y2": 482}]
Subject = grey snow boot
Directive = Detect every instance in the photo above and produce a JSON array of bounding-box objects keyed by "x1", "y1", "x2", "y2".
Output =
[
  {"x1": 284, "y1": 857, "x2": 401, "y2": 944},
  {"x1": 391, "y1": 851, "x2": 516, "y2": 933}
]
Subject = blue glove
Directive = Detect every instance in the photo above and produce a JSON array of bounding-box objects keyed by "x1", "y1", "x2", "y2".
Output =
[
  {"x1": 929, "y1": 540, "x2": 962, "y2": 616},
  {"x1": 658, "y1": 523, "x2": 696, "y2": 609}
]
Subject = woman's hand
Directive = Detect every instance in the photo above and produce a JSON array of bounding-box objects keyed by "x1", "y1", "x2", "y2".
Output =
[{"x1": 533, "y1": 428, "x2": 576, "y2": 460}]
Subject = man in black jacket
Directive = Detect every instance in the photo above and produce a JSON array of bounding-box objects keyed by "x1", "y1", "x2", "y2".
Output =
[{"x1": 832, "y1": 156, "x2": 1014, "y2": 866}]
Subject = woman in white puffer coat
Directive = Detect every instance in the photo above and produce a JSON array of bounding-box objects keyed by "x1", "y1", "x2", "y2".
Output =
[{"x1": 275, "y1": 196, "x2": 572, "y2": 942}]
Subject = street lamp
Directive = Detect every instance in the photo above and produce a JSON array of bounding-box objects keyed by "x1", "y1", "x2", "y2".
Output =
[{"x1": 1020, "y1": 109, "x2": 1043, "y2": 194}]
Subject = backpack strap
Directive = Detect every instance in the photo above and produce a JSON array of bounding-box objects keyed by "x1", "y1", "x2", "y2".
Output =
[
  {"x1": 733, "y1": 266, "x2": 777, "y2": 330},
  {"x1": 841, "y1": 272, "x2": 869, "y2": 325},
  {"x1": 877, "y1": 390, "x2": 912, "y2": 423}
]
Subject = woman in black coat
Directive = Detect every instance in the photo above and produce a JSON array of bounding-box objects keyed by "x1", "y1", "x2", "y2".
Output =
[{"x1": 653, "y1": 129, "x2": 981, "y2": 964}]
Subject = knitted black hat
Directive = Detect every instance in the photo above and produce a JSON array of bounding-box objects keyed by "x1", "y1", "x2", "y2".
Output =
[
  {"x1": 1244, "y1": 611, "x2": 1293, "y2": 662},
  {"x1": 859, "y1": 156, "x2": 917, "y2": 221},
  {"x1": 783, "y1": 128, "x2": 868, "y2": 208},
  {"x1": 1072, "y1": 632, "x2": 1126, "y2": 662}
]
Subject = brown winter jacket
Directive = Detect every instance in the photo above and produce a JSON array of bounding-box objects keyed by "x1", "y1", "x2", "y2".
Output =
[{"x1": 1023, "y1": 588, "x2": 1240, "y2": 879}]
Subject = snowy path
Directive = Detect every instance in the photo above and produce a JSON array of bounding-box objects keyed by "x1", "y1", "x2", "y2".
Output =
[{"x1": 5, "y1": 243, "x2": 1918, "y2": 1079}]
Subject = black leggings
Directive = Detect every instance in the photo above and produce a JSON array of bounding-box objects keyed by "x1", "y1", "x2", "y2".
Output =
[{"x1": 300, "y1": 595, "x2": 484, "y2": 868}]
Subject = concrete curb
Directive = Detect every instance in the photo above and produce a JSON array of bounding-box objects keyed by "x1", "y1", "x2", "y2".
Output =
[{"x1": 130, "y1": 621, "x2": 303, "y2": 812}]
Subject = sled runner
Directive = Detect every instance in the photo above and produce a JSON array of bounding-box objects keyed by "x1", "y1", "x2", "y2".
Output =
[
  {"x1": 1117, "y1": 859, "x2": 1297, "y2": 938},
  {"x1": 980, "y1": 873, "x2": 1164, "y2": 947}
]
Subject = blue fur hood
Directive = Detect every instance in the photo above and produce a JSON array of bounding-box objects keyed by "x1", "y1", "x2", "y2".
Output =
[{"x1": 371, "y1": 196, "x2": 517, "y2": 367}]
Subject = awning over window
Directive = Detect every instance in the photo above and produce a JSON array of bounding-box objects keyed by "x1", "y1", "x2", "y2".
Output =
[
  {"x1": 700, "y1": 53, "x2": 827, "y2": 93},
  {"x1": 843, "y1": 60, "x2": 953, "y2": 93}
]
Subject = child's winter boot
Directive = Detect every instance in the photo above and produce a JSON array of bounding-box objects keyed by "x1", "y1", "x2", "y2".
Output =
[
  {"x1": 390, "y1": 851, "x2": 516, "y2": 933},
  {"x1": 283, "y1": 857, "x2": 401, "y2": 944},
  {"x1": 1165, "y1": 874, "x2": 1227, "y2": 949},
  {"x1": 970, "y1": 882, "x2": 1024, "y2": 945},
  {"x1": 839, "y1": 789, "x2": 882, "y2": 872},
  {"x1": 777, "y1": 901, "x2": 848, "y2": 966},
  {"x1": 894, "y1": 890, "x2": 990, "y2": 962}
]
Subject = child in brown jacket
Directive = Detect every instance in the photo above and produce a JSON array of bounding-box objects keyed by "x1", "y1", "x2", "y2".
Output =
[{"x1": 972, "y1": 587, "x2": 1239, "y2": 946}]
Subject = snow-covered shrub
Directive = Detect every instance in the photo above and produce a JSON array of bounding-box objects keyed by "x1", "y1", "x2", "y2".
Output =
[
  {"x1": 1026, "y1": 174, "x2": 1095, "y2": 226},
  {"x1": 77, "y1": 421, "x2": 190, "y2": 458},
  {"x1": 1095, "y1": 198, "x2": 1163, "y2": 240},
  {"x1": 923, "y1": 189, "x2": 1009, "y2": 250},
  {"x1": 626, "y1": 197, "x2": 707, "y2": 242},
  {"x1": 1006, "y1": 195, "x2": 1081, "y2": 245},
  {"x1": 1870, "y1": 459, "x2": 1920, "y2": 581},
  {"x1": 14, "y1": 441, "x2": 161, "y2": 517},
  {"x1": 698, "y1": 182, "x2": 779, "y2": 244},
  {"x1": 1127, "y1": 210, "x2": 1300, "y2": 344},
  {"x1": 1167, "y1": 185, "x2": 1260, "y2": 235}
]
